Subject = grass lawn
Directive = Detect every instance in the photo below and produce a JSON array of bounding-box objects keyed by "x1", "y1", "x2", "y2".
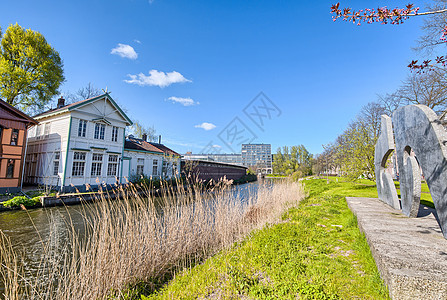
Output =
[
  {"x1": 139, "y1": 178, "x2": 391, "y2": 299},
  {"x1": 316, "y1": 177, "x2": 434, "y2": 208}
]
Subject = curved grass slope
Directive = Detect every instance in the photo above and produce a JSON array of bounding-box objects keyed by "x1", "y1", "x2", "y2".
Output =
[{"x1": 142, "y1": 178, "x2": 390, "y2": 299}]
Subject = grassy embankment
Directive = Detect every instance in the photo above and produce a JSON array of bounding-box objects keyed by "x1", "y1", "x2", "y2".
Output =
[{"x1": 141, "y1": 178, "x2": 391, "y2": 299}]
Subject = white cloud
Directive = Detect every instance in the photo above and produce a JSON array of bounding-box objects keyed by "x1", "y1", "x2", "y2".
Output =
[
  {"x1": 167, "y1": 96, "x2": 199, "y2": 106},
  {"x1": 125, "y1": 70, "x2": 192, "y2": 88},
  {"x1": 134, "y1": 39, "x2": 142, "y2": 44},
  {"x1": 212, "y1": 145, "x2": 221, "y2": 148},
  {"x1": 111, "y1": 44, "x2": 138, "y2": 60},
  {"x1": 195, "y1": 122, "x2": 216, "y2": 131}
]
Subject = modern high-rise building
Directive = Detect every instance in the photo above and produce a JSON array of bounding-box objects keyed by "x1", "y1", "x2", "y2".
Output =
[{"x1": 241, "y1": 143, "x2": 272, "y2": 174}]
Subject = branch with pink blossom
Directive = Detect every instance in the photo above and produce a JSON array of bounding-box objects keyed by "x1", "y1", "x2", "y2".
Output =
[{"x1": 331, "y1": 2, "x2": 447, "y2": 71}]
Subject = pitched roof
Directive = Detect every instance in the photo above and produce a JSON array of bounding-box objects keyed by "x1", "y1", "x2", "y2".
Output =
[
  {"x1": 124, "y1": 136, "x2": 180, "y2": 156},
  {"x1": 149, "y1": 142, "x2": 181, "y2": 157},
  {"x1": 124, "y1": 137, "x2": 164, "y2": 154},
  {"x1": 0, "y1": 99, "x2": 38, "y2": 126},
  {"x1": 33, "y1": 97, "x2": 95, "y2": 118},
  {"x1": 33, "y1": 93, "x2": 133, "y2": 125}
]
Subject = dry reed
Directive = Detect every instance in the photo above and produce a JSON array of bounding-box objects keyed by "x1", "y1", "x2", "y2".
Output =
[{"x1": 0, "y1": 179, "x2": 304, "y2": 299}]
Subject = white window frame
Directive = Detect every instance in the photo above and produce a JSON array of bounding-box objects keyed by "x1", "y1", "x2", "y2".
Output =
[
  {"x1": 44, "y1": 123, "x2": 51, "y2": 137},
  {"x1": 36, "y1": 125, "x2": 42, "y2": 140},
  {"x1": 112, "y1": 126, "x2": 119, "y2": 142},
  {"x1": 72, "y1": 151, "x2": 86, "y2": 177},
  {"x1": 91, "y1": 153, "x2": 103, "y2": 177},
  {"x1": 94, "y1": 123, "x2": 105, "y2": 140},
  {"x1": 107, "y1": 155, "x2": 119, "y2": 176},
  {"x1": 152, "y1": 159, "x2": 158, "y2": 175},
  {"x1": 136, "y1": 158, "x2": 144, "y2": 176},
  {"x1": 78, "y1": 119, "x2": 87, "y2": 137},
  {"x1": 53, "y1": 152, "x2": 60, "y2": 176}
]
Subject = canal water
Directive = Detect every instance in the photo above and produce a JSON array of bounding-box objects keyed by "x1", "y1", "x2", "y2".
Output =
[{"x1": 0, "y1": 179, "x2": 279, "y2": 294}]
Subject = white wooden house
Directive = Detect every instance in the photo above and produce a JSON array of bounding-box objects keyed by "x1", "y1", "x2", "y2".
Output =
[
  {"x1": 24, "y1": 93, "x2": 132, "y2": 191},
  {"x1": 122, "y1": 135, "x2": 181, "y2": 181}
]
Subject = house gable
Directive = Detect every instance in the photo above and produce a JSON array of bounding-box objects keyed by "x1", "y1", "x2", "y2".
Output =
[{"x1": 69, "y1": 94, "x2": 132, "y2": 126}]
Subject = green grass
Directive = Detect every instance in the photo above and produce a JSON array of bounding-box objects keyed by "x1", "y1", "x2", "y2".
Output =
[
  {"x1": 310, "y1": 177, "x2": 435, "y2": 208},
  {"x1": 137, "y1": 178, "x2": 390, "y2": 300}
]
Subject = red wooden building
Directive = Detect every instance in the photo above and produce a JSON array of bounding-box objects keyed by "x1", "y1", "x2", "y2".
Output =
[{"x1": 0, "y1": 100, "x2": 38, "y2": 193}]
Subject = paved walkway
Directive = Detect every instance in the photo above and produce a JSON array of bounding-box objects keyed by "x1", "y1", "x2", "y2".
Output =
[{"x1": 346, "y1": 197, "x2": 447, "y2": 300}]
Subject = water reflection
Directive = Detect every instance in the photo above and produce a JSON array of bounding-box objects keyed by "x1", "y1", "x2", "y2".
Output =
[{"x1": 0, "y1": 179, "x2": 278, "y2": 293}]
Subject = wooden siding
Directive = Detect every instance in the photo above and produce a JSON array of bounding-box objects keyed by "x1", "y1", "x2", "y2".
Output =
[
  {"x1": 0, "y1": 128, "x2": 27, "y2": 187},
  {"x1": 26, "y1": 97, "x2": 129, "y2": 189}
]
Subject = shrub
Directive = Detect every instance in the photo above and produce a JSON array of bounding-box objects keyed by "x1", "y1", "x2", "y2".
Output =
[
  {"x1": 1, "y1": 195, "x2": 41, "y2": 208},
  {"x1": 291, "y1": 170, "x2": 303, "y2": 181}
]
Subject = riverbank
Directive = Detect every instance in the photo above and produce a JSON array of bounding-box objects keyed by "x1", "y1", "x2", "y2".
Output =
[
  {"x1": 139, "y1": 178, "x2": 390, "y2": 299},
  {"x1": 0, "y1": 179, "x2": 299, "y2": 299},
  {"x1": 0, "y1": 176, "x2": 258, "y2": 212}
]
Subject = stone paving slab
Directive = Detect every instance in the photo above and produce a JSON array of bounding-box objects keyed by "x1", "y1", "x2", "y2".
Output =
[{"x1": 346, "y1": 197, "x2": 447, "y2": 300}]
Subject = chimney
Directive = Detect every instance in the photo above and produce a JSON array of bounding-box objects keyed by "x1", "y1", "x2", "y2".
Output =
[
  {"x1": 142, "y1": 133, "x2": 147, "y2": 142},
  {"x1": 57, "y1": 96, "x2": 65, "y2": 109},
  {"x1": 158, "y1": 135, "x2": 161, "y2": 144}
]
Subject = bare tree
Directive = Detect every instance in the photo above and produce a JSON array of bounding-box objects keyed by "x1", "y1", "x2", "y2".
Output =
[
  {"x1": 377, "y1": 92, "x2": 405, "y2": 116},
  {"x1": 65, "y1": 82, "x2": 102, "y2": 104},
  {"x1": 415, "y1": 0, "x2": 447, "y2": 55},
  {"x1": 129, "y1": 121, "x2": 158, "y2": 142},
  {"x1": 357, "y1": 101, "x2": 386, "y2": 138},
  {"x1": 397, "y1": 70, "x2": 447, "y2": 114}
]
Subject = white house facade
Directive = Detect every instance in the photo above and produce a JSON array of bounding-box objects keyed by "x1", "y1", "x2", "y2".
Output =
[
  {"x1": 24, "y1": 94, "x2": 132, "y2": 191},
  {"x1": 122, "y1": 136, "x2": 181, "y2": 181}
]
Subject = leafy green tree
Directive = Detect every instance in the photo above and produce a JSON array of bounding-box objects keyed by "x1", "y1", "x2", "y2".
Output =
[
  {"x1": 273, "y1": 145, "x2": 313, "y2": 177},
  {"x1": 0, "y1": 24, "x2": 64, "y2": 112},
  {"x1": 333, "y1": 101, "x2": 385, "y2": 181}
]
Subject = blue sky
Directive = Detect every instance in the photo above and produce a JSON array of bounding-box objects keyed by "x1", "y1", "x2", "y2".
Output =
[{"x1": 0, "y1": 0, "x2": 431, "y2": 155}]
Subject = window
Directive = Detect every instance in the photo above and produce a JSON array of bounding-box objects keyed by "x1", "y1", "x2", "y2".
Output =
[
  {"x1": 53, "y1": 152, "x2": 60, "y2": 176},
  {"x1": 78, "y1": 120, "x2": 87, "y2": 137},
  {"x1": 112, "y1": 126, "x2": 119, "y2": 142},
  {"x1": 6, "y1": 159, "x2": 14, "y2": 178},
  {"x1": 172, "y1": 161, "x2": 178, "y2": 176},
  {"x1": 107, "y1": 155, "x2": 118, "y2": 176},
  {"x1": 136, "y1": 158, "x2": 144, "y2": 175},
  {"x1": 72, "y1": 152, "x2": 86, "y2": 176},
  {"x1": 36, "y1": 125, "x2": 42, "y2": 139},
  {"x1": 152, "y1": 159, "x2": 158, "y2": 175},
  {"x1": 10, "y1": 129, "x2": 19, "y2": 145},
  {"x1": 91, "y1": 153, "x2": 103, "y2": 177},
  {"x1": 94, "y1": 123, "x2": 105, "y2": 140},
  {"x1": 44, "y1": 123, "x2": 51, "y2": 137},
  {"x1": 162, "y1": 161, "x2": 168, "y2": 176}
]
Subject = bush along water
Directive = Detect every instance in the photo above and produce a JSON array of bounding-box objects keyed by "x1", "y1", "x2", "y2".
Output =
[{"x1": 1, "y1": 195, "x2": 41, "y2": 208}]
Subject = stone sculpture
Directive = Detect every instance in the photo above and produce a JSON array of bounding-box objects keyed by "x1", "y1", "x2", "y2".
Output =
[
  {"x1": 375, "y1": 105, "x2": 447, "y2": 239},
  {"x1": 374, "y1": 115, "x2": 400, "y2": 210}
]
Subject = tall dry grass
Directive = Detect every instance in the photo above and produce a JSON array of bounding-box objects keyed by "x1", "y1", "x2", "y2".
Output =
[{"x1": 0, "y1": 179, "x2": 304, "y2": 299}]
